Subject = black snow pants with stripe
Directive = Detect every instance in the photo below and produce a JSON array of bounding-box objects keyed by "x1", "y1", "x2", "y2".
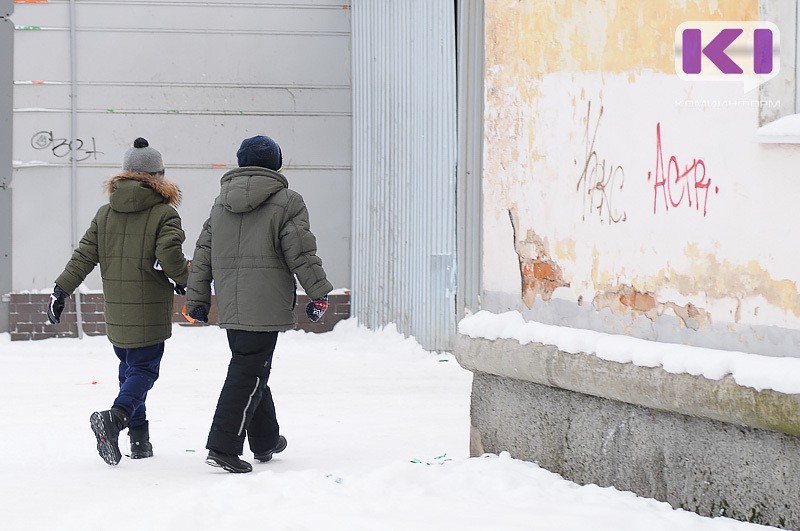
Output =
[{"x1": 206, "y1": 329, "x2": 281, "y2": 456}]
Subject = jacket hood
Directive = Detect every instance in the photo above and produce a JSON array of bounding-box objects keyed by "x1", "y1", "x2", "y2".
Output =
[
  {"x1": 219, "y1": 167, "x2": 288, "y2": 213},
  {"x1": 104, "y1": 172, "x2": 181, "y2": 213}
]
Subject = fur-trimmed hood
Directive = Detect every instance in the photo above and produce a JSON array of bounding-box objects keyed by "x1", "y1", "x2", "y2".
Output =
[{"x1": 104, "y1": 172, "x2": 181, "y2": 213}]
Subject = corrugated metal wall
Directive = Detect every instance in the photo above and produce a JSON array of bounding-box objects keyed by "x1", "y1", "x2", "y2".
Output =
[
  {"x1": 456, "y1": 0, "x2": 484, "y2": 319},
  {"x1": 351, "y1": 0, "x2": 457, "y2": 351},
  {"x1": 11, "y1": 0, "x2": 351, "y2": 293}
]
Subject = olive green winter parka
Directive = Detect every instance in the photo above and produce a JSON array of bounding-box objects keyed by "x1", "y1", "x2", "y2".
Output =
[
  {"x1": 185, "y1": 167, "x2": 332, "y2": 331},
  {"x1": 55, "y1": 172, "x2": 189, "y2": 348}
]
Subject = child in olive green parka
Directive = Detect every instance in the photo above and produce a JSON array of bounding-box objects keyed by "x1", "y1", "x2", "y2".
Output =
[{"x1": 47, "y1": 137, "x2": 189, "y2": 466}]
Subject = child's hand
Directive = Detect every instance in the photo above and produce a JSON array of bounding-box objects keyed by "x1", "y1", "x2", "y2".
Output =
[
  {"x1": 46, "y1": 286, "x2": 68, "y2": 324},
  {"x1": 305, "y1": 296, "x2": 329, "y2": 322},
  {"x1": 188, "y1": 306, "x2": 209, "y2": 323}
]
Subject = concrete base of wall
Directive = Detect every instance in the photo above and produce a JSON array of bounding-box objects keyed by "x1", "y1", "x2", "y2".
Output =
[
  {"x1": 470, "y1": 373, "x2": 800, "y2": 528},
  {"x1": 456, "y1": 335, "x2": 800, "y2": 529}
]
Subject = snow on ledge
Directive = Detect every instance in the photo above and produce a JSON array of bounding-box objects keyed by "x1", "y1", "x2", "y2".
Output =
[
  {"x1": 458, "y1": 310, "x2": 800, "y2": 395},
  {"x1": 755, "y1": 113, "x2": 800, "y2": 144}
]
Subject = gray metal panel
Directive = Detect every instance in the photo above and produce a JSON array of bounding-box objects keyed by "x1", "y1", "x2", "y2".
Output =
[
  {"x1": 14, "y1": 84, "x2": 351, "y2": 115},
  {"x1": 0, "y1": 187, "x2": 9, "y2": 332},
  {"x1": 13, "y1": 113, "x2": 352, "y2": 168},
  {"x1": 456, "y1": 0, "x2": 484, "y2": 317},
  {"x1": 1, "y1": 17, "x2": 10, "y2": 188},
  {"x1": 13, "y1": 31, "x2": 350, "y2": 85},
  {"x1": 351, "y1": 0, "x2": 457, "y2": 351},
  {"x1": 12, "y1": 0, "x2": 352, "y2": 292},
  {"x1": 1, "y1": 0, "x2": 10, "y2": 18},
  {"x1": 1, "y1": 16, "x2": 11, "y2": 331},
  {"x1": 13, "y1": 3, "x2": 351, "y2": 32}
]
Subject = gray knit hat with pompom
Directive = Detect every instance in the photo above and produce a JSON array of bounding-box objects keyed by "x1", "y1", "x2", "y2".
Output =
[{"x1": 123, "y1": 137, "x2": 164, "y2": 173}]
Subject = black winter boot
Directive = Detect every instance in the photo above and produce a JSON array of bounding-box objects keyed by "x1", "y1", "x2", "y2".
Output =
[
  {"x1": 129, "y1": 421, "x2": 153, "y2": 459},
  {"x1": 90, "y1": 407, "x2": 129, "y2": 466},
  {"x1": 254, "y1": 435, "x2": 287, "y2": 463},
  {"x1": 205, "y1": 450, "x2": 252, "y2": 473}
]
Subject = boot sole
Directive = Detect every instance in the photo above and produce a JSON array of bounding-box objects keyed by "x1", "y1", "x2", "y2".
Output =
[
  {"x1": 205, "y1": 455, "x2": 252, "y2": 473},
  {"x1": 254, "y1": 436, "x2": 288, "y2": 463},
  {"x1": 130, "y1": 451, "x2": 154, "y2": 459},
  {"x1": 90, "y1": 412, "x2": 121, "y2": 466}
]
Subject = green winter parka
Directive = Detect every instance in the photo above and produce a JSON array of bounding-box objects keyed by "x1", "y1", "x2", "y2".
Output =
[
  {"x1": 55, "y1": 172, "x2": 189, "y2": 348},
  {"x1": 186, "y1": 167, "x2": 332, "y2": 331}
]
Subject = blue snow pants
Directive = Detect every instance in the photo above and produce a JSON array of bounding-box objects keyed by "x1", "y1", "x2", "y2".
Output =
[{"x1": 112, "y1": 342, "x2": 164, "y2": 429}]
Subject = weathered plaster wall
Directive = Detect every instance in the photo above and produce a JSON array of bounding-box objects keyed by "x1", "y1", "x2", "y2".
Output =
[{"x1": 483, "y1": 0, "x2": 800, "y2": 356}]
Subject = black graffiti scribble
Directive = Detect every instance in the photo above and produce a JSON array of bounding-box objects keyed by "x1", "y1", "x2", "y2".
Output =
[
  {"x1": 575, "y1": 102, "x2": 627, "y2": 224},
  {"x1": 31, "y1": 131, "x2": 104, "y2": 162}
]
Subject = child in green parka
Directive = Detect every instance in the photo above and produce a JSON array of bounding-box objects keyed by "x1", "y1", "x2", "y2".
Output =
[{"x1": 47, "y1": 137, "x2": 189, "y2": 466}]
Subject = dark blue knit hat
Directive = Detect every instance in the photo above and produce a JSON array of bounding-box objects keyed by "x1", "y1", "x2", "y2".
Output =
[{"x1": 237, "y1": 135, "x2": 283, "y2": 171}]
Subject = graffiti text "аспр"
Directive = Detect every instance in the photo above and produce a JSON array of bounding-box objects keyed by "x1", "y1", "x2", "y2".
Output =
[{"x1": 647, "y1": 123, "x2": 719, "y2": 217}]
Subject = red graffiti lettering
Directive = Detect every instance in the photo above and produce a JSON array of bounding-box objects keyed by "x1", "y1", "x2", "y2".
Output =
[{"x1": 647, "y1": 123, "x2": 719, "y2": 216}]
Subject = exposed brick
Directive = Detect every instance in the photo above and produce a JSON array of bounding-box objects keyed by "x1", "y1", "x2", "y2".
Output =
[
  {"x1": 57, "y1": 313, "x2": 78, "y2": 325},
  {"x1": 533, "y1": 261, "x2": 555, "y2": 280},
  {"x1": 300, "y1": 322, "x2": 327, "y2": 334},
  {"x1": 633, "y1": 292, "x2": 656, "y2": 312},
  {"x1": 83, "y1": 323, "x2": 106, "y2": 336},
  {"x1": 14, "y1": 323, "x2": 41, "y2": 334},
  {"x1": 521, "y1": 261, "x2": 534, "y2": 278},
  {"x1": 328, "y1": 315, "x2": 347, "y2": 327},
  {"x1": 10, "y1": 333, "x2": 30, "y2": 341},
  {"x1": 12, "y1": 303, "x2": 38, "y2": 317},
  {"x1": 81, "y1": 312, "x2": 105, "y2": 323},
  {"x1": 10, "y1": 294, "x2": 30, "y2": 304},
  {"x1": 334, "y1": 303, "x2": 351, "y2": 316}
]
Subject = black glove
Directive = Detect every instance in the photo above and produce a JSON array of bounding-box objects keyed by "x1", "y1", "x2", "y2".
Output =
[
  {"x1": 305, "y1": 295, "x2": 329, "y2": 323},
  {"x1": 174, "y1": 284, "x2": 186, "y2": 295},
  {"x1": 188, "y1": 306, "x2": 208, "y2": 323},
  {"x1": 47, "y1": 286, "x2": 68, "y2": 324}
]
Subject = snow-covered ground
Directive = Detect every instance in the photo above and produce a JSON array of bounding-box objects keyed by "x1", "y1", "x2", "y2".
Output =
[{"x1": 0, "y1": 320, "x2": 777, "y2": 531}]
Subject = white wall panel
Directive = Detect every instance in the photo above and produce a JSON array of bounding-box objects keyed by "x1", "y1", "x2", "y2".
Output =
[
  {"x1": 15, "y1": 85, "x2": 351, "y2": 114},
  {"x1": 14, "y1": 113, "x2": 351, "y2": 167},
  {"x1": 12, "y1": 0, "x2": 352, "y2": 294}
]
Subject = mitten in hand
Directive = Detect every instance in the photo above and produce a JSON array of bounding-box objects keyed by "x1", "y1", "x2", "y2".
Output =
[
  {"x1": 188, "y1": 306, "x2": 209, "y2": 323},
  {"x1": 47, "y1": 286, "x2": 69, "y2": 324},
  {"x1": 174, "y1": 284, "x2": 186, "y2": 295},
  {"x1": 305, "y1": 295, "x2": 329, "y2": 323}
]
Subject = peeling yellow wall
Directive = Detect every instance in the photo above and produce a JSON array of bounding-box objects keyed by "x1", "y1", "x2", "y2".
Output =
[
  {"x1": 484, "y1": 1, "x2": 760, "y2": 197},
  {"x1": 484, "y1": 0, "x2": 759, "y2": 169},
  {"x1": 588, "y1": 244, "x2": 800, "y2": 328},
  {"x1": 485, "y1": 0, "x2": 758, "y2": 78},
  {"x1": 483, "y1": 0, "x2": 800, "y2": 338}
]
